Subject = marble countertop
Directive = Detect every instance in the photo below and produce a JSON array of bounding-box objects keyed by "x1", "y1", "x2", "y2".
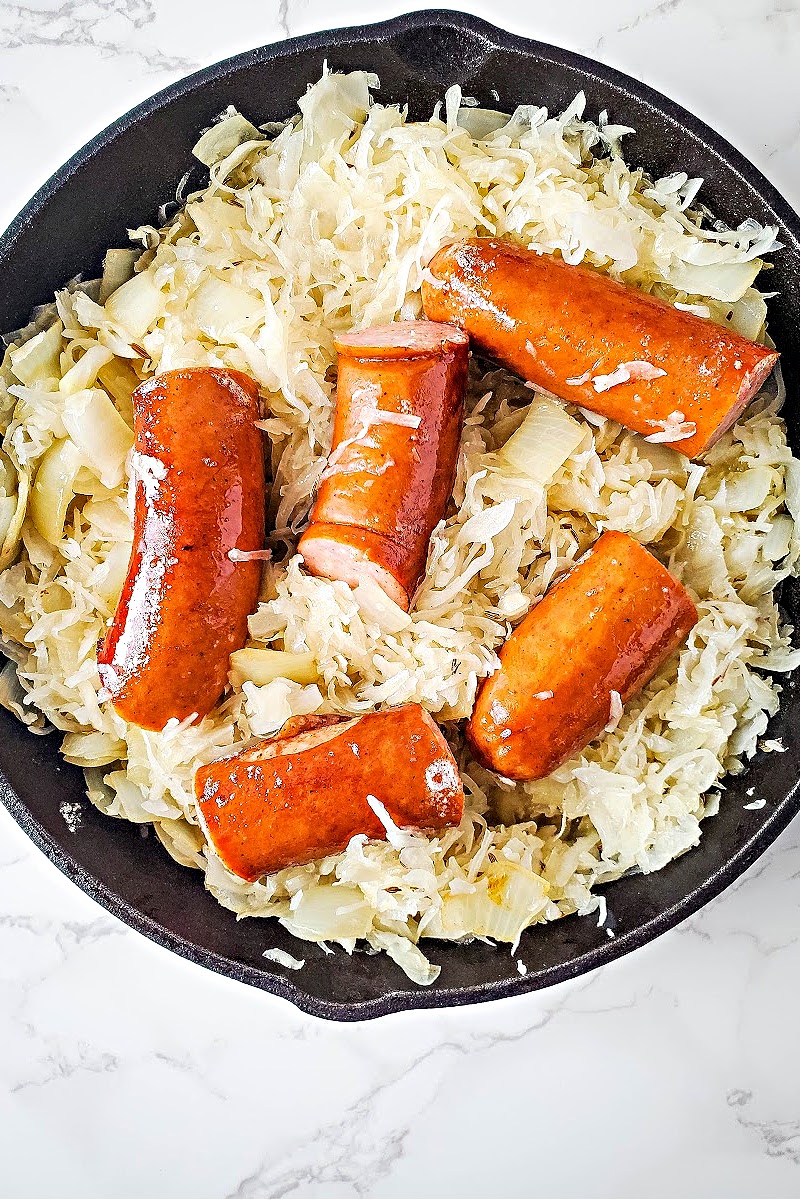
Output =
[{"x1": 2, "y1": 2, "x2": 800, "y2": 1196}]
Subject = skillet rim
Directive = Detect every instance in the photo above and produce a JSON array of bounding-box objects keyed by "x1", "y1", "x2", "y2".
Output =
[{"x1": 1, "y1": 7, "x2": 798, "y2": 1021}]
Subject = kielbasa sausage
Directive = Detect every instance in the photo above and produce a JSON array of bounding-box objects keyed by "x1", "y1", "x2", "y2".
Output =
[
  {"x1": 422, "y1": 238, "x2": 777, "y2": 459},
  {"x1": 195, "y1": 704, "x2": 464, "y2": 880},
  {"x1": 98, "y1": 368, "x2": 265, "y2": 730},
  {"x1": 467, "y1": 530, "x2": 698, "y2": 780},
  {"x1": 298, "y1": 320, "x2": 468, "y2": 610}
]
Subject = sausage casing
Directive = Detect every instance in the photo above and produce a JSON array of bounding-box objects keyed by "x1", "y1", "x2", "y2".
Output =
[
  {"x1": 98, "y1": 367, "x2": 265, "y2": 731},
  {"x1": 195, "y1": 704, "x2": 464, "y2": 880},
  {"x1": 298, "y1": 320, "x2": 468, "y2": 609},
  {"x1": 467, "y1": 530, "x2": 698, "y2": 780},
  {"x1": 422, "y1": 238, "x2": 778, "y2": 459}
]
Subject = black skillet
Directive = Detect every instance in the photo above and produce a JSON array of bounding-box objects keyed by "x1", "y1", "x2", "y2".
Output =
[{"x1": 0, "y1": 10, "x2": 798, "y2": 1019}]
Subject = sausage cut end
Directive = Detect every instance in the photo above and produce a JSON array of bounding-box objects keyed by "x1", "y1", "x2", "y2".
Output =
[
  {"x1": 335, "y1": 319, "x2": 468, "y2": 359},
  {"x1": 299, "y1": 523, "x2": 413, "y2": 610}
]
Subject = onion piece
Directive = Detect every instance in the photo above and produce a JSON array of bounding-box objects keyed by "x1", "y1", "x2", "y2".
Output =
[
  {"x1": 8, "y1": 321, "x2": 63, "y2": 385},
  {"x1": 0, "y1": 469, "x2": 29, "y2": 572},
  {"x1": 499, "y1": 396, "x2": 585, "y2": 483},
  {"x1": 30, "y1": 437, "x2": 84, "y2": 545},
  {"x1": 726, "y1": 288, "x2": 768, "y2": 341},
  {"x1": 61, "y1": 729, "x2": 127, "y2": 767},
  {"x1": 62, "y1": 388, "x2": 134, "y2": 489},
  {"x1": 59, "y1": 344, "x2": 113, "y2": 397},
  {"x1": 670, "y1": 258, "x2": 762, "y2": 303},
  {"x1": 190, "y1": 275, "x2": 262, "y2": 339},
  {"x1": 105, "y1": 269, "x2": 164, "y2": 341},
  {"x1": 762, "y1": 514, "x2": 793, "y2": 562},
  {"x1": 725, "y1": 466, "x2": 774, "y2": 513},
  {"x1": 0, "y1": 450, "x2": 16, "y2": 497},
  {"x1": 193, "y1": 111, "x2": 265, "y2": 167},
  {"x1": 99, "y1": 249, "x2": 140, "y2": 305},
  {"x1": 439, "y1": 862, "x2": 550, "y2": 947},
  {"x1": 229, "y1": 647, "x2": 318, "y2": 687},
  {"x1": 153, "y1": 818, "x2": 206, "y2": 870},
  {"x1": 95, "y1": 540, "x2": 133, "y2": 605},
  {"x1": 0, "y1": 496, "x2": 16, "y2": 548},
  {"x1": 458, "y1": 107, "x2": 512, "y2": 140},
  {"x1": 280, "y1": 884, "x2": 374, "y2": 942},
  {"x1": 0, "y1": 659, "x2": 47, "y2": 732},
  {"x1": 96, "y1": 357, "x2": 140, "y2": 426},
  {"x1": 352, "y1": 577, "x2": 412, "y2": 633}
]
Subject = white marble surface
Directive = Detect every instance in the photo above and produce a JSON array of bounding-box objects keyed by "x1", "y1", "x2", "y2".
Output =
[{"x1": 1, "y1": 2, "x2": 800, "y2": 1196}]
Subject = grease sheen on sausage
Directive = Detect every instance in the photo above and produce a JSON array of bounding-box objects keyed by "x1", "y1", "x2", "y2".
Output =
[
  {"x1": 298, "y1": 320, "x2": 468, "y2": 610},
  {"x1": 98, "y1": 367, "x2": 265, "y2": 731},
  {"x1": 467, "y1": 530, "x2": 698, "y2": 780},
  {"x1": 195, "y1": 704, "x2": 465, "y2": 880},
  {"x1": 422, "y1": 238, "x2": 778, "y2": 459}
]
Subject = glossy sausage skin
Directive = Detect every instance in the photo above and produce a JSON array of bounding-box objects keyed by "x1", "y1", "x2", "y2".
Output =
[
  {"x1": 98, "y1": 368, "x2": 265, "y2": 731},
  {"x1": 467, "y1": 530, "x2": 698, "y2": 780},
  {"x1": 422, "y1": 238, "x2": 778, "y2": 459},
  {"x1": 298, "y1": 320, "x2": 469, "y2": 609},
  {"x1": 195, "y1": 704, "x2": 464, "y2": 880}
]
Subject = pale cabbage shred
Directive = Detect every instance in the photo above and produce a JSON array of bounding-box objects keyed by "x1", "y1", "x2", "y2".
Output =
[{"x1": 0, "y1": 70, "x2": 798, "y2": 986}]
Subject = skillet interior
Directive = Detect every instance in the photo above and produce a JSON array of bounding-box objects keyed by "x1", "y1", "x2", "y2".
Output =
[{"x1": 0, "y1": 9, "x2": 798, "y2": 1020}]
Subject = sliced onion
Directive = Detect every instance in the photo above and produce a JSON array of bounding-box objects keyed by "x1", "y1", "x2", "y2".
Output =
[
  {"x1": 762, "y1": 514, "x2": 793, "y2": 562},
  {"x1": 0, "y1": 469, "x2": 29, "y2": 572},
  {"x1": 61, "y1": 729, "x2": 127, "y2": 767},
  {"x1": 280, "y1": 884, "x2": 374, "y2": 941},
  {"x1": 458, "y1": 107, "x2": 511, "y2": 139},
  {"x1": 8, "y1": 321, "x2": 63, "y2": 385},
  {"x1": 0, "y1": 450, "x2": 16, "y2": 496},
  {"x1": 353, "y1": 577, "x2": 412, "y2": 633},
  {"x1": 154, "y1": 818, "x2": 206, "y2": 870},
  {"x1": 500, "y1": 396, "x2": 586, "y2": 483},
  {"x1": 59, "y1": 344, "x2": 113, "y2": 396},
  {"x1": 30, "y1": 437, "x2": 84, "y2": 545},
  {"x1": 99, "y1": 248, "x2": 139, "y2": 305},
  {"x1": 670, "y1": 259, "x2": 762, "y2": 303},
  {"x1": 229, "y1": 647, "x2": 318, "y2": 687},
  {"x1": 105, "y1": 269, "x2": 164, "y2": 341},
  {"x1": 0, "y1": 659, "x2": 46, "y2": 731},
  {"x1": 367, "y1": 930, "x2": 440, "y2": 986},
  {"x1": 440, "y1": 862, "x2": 549, "y2": 945},
  {"x1": 0, "y1": 496, "x2": 15, "y2": 548},
  {"x1": 72, "y1": 466, "x2": 115, "y2": 497},
  {"x1": 62, "y1": 388, "x2": 134, "y2": 489},
  {"x1": 190, "y1": 275, "x2": 262, "y2": 339},
  {"x1": 83, "y1": 767, "x2": 117, "y2": 816},
  {"x1": 725, "y1": 466, "x2": 774, "y2": 513},
  {"x1": 193, "y1": 111, "x2": 264, "y2": 167},
  {"x1": 96, "y1": 357, "x2": 141, "y2": 426},
  {"x1": 726, "y1": 288, "x2": 768, "y2": 341},
  {"x1": 635, "y1": 441, "x2": 684, "y2": 479},
  {"x1": 96, "y1": 540, "x2": 133, "y2": 605}
]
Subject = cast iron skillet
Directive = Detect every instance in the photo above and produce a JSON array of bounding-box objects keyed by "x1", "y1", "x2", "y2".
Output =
[{"x1": 0, "y1": 10, "x2": 798, "y2": 1021}]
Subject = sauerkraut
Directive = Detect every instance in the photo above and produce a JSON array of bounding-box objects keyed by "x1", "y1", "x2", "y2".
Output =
[{"x1": 1, "y1": 70, "x2": 798, "y2": 985}]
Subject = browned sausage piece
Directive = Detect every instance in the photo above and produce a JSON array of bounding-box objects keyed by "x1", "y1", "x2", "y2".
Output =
[
  {"x1": 467, "y1": 530, "x2": 698, "y2": 780},
  {"x1": 422, "y1": 238, "x2": 778, "y2": 459},
  {"x1": 195, "y1": 704, "x2": 464, "y2": 880},
  {"x1": 98, "y1": 368, "x2": 265, "y2": 731},
  {"x1": 298, "y1": 320, "x2": 468, "y2": 610}
]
